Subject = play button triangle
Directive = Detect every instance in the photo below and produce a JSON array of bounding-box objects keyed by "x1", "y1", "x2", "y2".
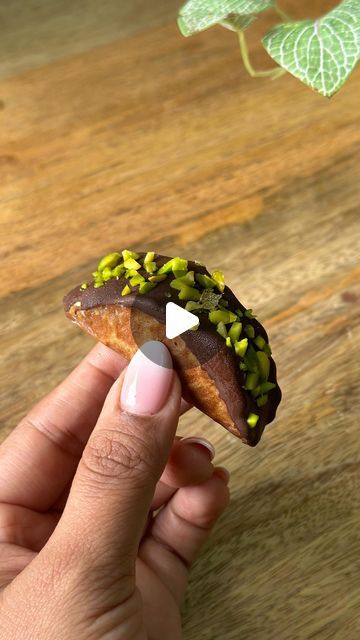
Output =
[{"x1": 165, "y1": 302, "x2": 199, "y2": 340}]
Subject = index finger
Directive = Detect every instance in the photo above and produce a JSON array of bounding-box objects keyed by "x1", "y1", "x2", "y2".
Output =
[{"x1": 0, "y1": 343, "x2": 127, "y2": 512}]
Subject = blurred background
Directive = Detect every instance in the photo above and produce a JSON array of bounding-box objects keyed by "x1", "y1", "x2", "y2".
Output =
[{"x1": 0, "y1": 1, "x2": 359, "y2": 638}]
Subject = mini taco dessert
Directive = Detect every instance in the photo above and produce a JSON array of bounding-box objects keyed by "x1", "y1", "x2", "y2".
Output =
[{"x1": 64, "y1": 250, "x2": 281, "y2": 446}]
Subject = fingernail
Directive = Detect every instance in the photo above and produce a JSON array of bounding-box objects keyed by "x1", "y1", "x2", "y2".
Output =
[
  {"x1": 180, "y1": 437, "x2": 215, "y2": 460},
  {"x1": 121, "y1": 341, "x2": 173, "y2": 415},
  {"x1": 214, "y1": 466, "x2": 230, "y2": 485}
]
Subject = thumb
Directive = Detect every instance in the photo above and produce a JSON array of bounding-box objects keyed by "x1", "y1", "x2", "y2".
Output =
[{"x1": 50, "y1": 341, "x2": 180, "y2": 587}]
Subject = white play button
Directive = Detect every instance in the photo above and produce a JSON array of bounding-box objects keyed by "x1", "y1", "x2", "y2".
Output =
[{"x1": 165, "y1": 302, "x2": 199, "y2": 339}]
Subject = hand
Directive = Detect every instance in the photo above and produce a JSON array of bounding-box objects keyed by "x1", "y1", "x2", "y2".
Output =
[{"x1": 0, "y1": 341, "x2": 230, "y2": 639}]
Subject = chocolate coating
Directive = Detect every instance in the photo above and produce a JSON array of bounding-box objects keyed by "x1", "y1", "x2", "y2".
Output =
[{"x1": 64, "y1": 254, "x2": 281, "y2": 445}]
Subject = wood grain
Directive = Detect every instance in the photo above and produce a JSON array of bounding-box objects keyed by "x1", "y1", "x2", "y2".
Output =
[{"x1": 1, "y1": 1, "x2": 359, "y2": 638}]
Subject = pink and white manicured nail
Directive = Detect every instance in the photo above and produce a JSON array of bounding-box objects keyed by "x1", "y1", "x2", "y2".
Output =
[{"x1": 121, "y1": 341, "x2": 173, "y2": 416}]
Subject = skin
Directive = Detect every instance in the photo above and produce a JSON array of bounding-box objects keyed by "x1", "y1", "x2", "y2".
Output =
[{"x1": 0, "y1": 343, "x2": 230, "y2": 639}]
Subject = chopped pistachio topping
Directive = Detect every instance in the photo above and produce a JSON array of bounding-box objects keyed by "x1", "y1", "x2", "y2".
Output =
[
  {"x1": 183, "y1": 293, "x2": 219, "y2": 314},
  {"x1": 171, "y1": 257, "x2": 188, "y2": 272},
  {"x1": 251, "y1": 385, "x2": 262, "y2": 399},
  {"x1": 112, "y1": 265, "x2": 125, "y2": 278},
  {"x1": 244, "y1": 345, "x2": 259, "y2": 373},
  {"x1": 256, "y1": 394, "x2": 268, "y2": 407},
  {"x1": 170, "y1": 278, "x2": 189, "y2": 291},
  {"x1": 195, "y1": 273, "x2": 216, "y2": 289},
  {"x1": 178, "y1": 285, "x2": 201, "y2": 301},
  {"x1": 259, "y1": 381, "x2": 276, "y2": 394},
  {"x1": 101, "y1": 267, "x2": 113, "y2": 281},
  {"x1": 216, "y1": 321, "x2": 227, "y2": 339},
  {"x1": 94, "y1": 281, "x2": 104, "y2": 288},
  {"x1": 209, "y1": 310, "x2": 237, "y2": 325},
  {"x1": 125, "y1": 268, "x2": 139, "y2": 278},
  {"x1": 185, "y1": 300, "x2": 201, "y2": 312},
  {"x1": 144, "y1": 251, "x2": 155, "y2": 264},
  {"x1": 236, "y1": 309, "x2": 244, "y2": 317},
  {"x1": 129, "y1": 274, "x2": 145, "y2": 286},
  {"x1": 234, "y1": 338, "x2": 248, "y2": 357},
  {"x1": 171, "y1": 274, "x2": 197, "y2": 295},
  {"x1": 144, "y1": 261, "x2": 157, "y2": 274},
  {"x1": 211, "y1": 270, "x2": 225, "y2": 293},
  {"x1": 97, "y1": 252, "x2": 121, "y2": 272},
  {"x1": 228, "y1": 322, "x2": 242, "y2": 343},
  {"x1": 80, "y1": 283, "x2": 88, "y2": 289},
  {"x1": 256, "y1": 351, "x2": 270, "y2": 382},
  {"x1": 263, "y1": 343, "x2": 272, "y2": 357},
  {"x1": 247, "y1": 413, "x2": 259, "y2": 428},
  {"x1": 121, "y1": 284, "x2": 131, "y2": 296},
  {"x1": 245, "y1": 324, "x2": 255, "y2": 339},
  {"x1": 148, "y1": 274, "x2": 167, "y2": 283},
  {"x1": 254, "y1": 335, "x2": 266, "y2": 350},
  {"x1": 245, "y1": 372, "x2": 259, "y2": 390},
  {"x1": 225, "y1": 336, "x2": 232, "y2": 347},
  {"x1": 181, "y1": 271, "x2": 195, "y2": 285},
  {"x1": 122, "y1": 249, "x2": 139, "y2": 262},
  {"x1": 139, "y1": 281, "x2": 156, "y2": 295},
  {"x1": 158, "y1": 257, "x2": 188, "y2": 275},
  {"x1": 124, "y1": 257, "x2": 141, "y2": 270},
  {"x1": 245, "y1": 309, "x2": 256, "y2": 318}
]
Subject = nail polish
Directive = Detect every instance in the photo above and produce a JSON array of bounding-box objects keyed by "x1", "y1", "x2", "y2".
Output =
[{"x1": 121, "y1": 341, "x2": 173, "y2": 415}]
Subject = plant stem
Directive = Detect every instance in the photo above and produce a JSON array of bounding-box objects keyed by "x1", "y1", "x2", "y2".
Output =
[
  {"x1": 237, "y1": 31, "x2": 285, "y2": 79},
  {"x1": 274, "y1": 3, "x2": 291, "y2": 22}
]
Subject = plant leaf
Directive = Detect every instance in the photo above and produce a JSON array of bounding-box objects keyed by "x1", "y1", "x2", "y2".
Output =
[
  {"x1": 220, "y1": 14, "x2": 255, "y2": 32},
  {"x1": 262, "y1": 0, "x2": 360, "y2": 97},
  {"x1": 178, "y1": 0, "x2": 274, "y2": 36}
]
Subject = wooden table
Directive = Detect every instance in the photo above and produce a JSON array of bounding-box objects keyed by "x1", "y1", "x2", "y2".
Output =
[{"x1": 1, "y1": 1, "x2": 359, "y2": 638}]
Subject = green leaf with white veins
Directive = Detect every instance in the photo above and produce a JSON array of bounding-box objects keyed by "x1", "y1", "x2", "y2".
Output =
[
  {"x1": 220, "y1": 14, "x2": 255, "y2": 33},
  {"x1": 263, "y1": 0, "x2": 360, "y2": 97},
  {"x1": 178, "y1": 0, "x2": 274, "y2": 36}
]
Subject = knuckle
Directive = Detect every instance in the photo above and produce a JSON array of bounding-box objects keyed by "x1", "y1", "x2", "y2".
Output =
[
  {"x1": 81, "y1": 428, "x2": 157, "y2": 484},
  {"x1": 0, "y1": 510, "x2": 16, "y2": 544}
]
